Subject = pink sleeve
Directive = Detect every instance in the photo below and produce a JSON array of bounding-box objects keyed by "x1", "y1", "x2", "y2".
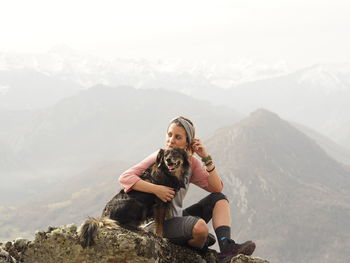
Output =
[
  {"x1": 189, "y1": 156, "x2": 223, "y2": 192},
  {"x1": 118, "y1": 151, "x2": 158, "y2": 193}
]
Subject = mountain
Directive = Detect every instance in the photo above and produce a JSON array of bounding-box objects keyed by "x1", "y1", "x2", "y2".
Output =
[
  {"x1": 328, "y1": 121, "x2": 350, "y2": 153},
  {"x1": 202, "y1": 109, "x2": 350, "y2": 263},
  {"x1": 0, "y1": 85, "x2": 243, "y2": 204},
  {"x1": 2, "y1": 50, "x2": 349, "y2": 149},
  {"x1": 0, "y1": 160, "x2": 131, "y2": 241},
  {"x1": 0, "y1": 68, "x2": 82, "y2": 110},
  {"x1": 2, "y1": 108, "x2": 349, "y2": 263},
  {"x1": 6, "y1": 84, "x2": 242, "y2": 167},
  {"x1": 214, "y1": 63, "x2": 350, "y2": 149},
  {"x1": 0, "y1": 48, "x2": 289, "y2": 90},
  {"x1": 0, "y1": 49, "x2": 290, "y2": 117},
  {"x1": 292, "y1": 122, "x2": 350, "y2": 166},
  {"x1": 135, "y1": 62, "x2": 350, "y2": 152}
]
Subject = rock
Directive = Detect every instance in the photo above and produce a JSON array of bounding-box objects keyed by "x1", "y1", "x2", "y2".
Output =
[
  {"x1": 1, "y1": 223, "x2": 270, "y2": 263},
  {"x1": 230, "y1": 254, "x2": 270, "y2": 263},
  {"x1": 0, "y1": 247, "x2": 16, "y2": 263}
]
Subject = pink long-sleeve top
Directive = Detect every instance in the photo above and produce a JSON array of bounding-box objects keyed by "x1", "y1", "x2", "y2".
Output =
[{"x1": 119, "y1": 150, "x2": 222, "y2": 193}]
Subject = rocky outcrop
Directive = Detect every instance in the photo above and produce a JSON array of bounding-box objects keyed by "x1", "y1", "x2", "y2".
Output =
[
  {"x1": 0, "y1": 223, "x2": 269, "y2": 263},
  {"x1": 0, "y1": 247, "x2": 16, "y2": 263}
]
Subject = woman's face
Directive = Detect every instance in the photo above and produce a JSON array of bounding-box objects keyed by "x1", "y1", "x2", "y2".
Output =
[{"x1": 166, "y1": 123, "x2": 188, "y2": 150}]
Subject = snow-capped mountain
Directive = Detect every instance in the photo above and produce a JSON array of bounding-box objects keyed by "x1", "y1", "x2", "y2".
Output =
[
  {"x1": 0, "y1": 48, "x2": 290, "y2": 110},
  {"x1": 1, "y1": 48, "x2": 350, "y2": 148}
]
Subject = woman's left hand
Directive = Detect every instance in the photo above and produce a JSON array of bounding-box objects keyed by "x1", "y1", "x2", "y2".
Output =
[{"x1": 191, "y1": 138, "x2": 208, "y2": 158}]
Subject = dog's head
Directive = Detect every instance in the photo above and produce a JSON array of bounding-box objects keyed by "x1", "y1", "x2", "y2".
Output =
[{"x1": 156, "y1": 148, "x2": 189, "y2": 178}]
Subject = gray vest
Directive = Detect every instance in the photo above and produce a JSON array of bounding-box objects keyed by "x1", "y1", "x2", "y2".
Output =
[{"x1": 169, "y1": 168, "x2": 192, "y2": 217}]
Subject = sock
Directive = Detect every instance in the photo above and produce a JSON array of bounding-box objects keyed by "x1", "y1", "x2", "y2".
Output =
[{"x1": 215, "y1": 225, "x2": 232, "y2": 252}]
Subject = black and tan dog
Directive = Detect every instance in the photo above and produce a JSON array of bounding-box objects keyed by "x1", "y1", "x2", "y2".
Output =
[{"x1": 78, "y1": 148, "x2": 189, "y2": 248}]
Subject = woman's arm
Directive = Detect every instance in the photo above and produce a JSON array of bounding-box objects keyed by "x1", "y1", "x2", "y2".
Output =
[
  {"x1": 118, "y1": 151, "x2": 175, "y2": 202},
  {"x1": 190, "y1": 157, "x2": 223, "y2": 192},
  {"x1": 132, "y1": 180, "x2": 175, "y2": 202},
  {"x1": 191, "y1": 138, "x2": 223, "y2": 192},
  {"x1": 118, "y1": 151, "x2": 158, "y2": 192},
  {"x1": 205, "y1": 162, "x2": 223, "y2": 192}
]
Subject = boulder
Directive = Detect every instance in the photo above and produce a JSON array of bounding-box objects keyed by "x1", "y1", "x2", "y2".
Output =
[{"x1": 1, "y1": 223, "x2": 269, "y2": 263}]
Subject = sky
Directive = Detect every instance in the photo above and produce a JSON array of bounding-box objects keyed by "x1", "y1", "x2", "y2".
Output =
[{"x1": 1, "y1": 0, "x2": 350, "y2": 68}]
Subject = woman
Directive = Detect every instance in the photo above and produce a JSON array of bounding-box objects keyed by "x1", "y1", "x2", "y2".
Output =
[{"x1": 119, "y1": 116, "x2": 255, "y2": 261}]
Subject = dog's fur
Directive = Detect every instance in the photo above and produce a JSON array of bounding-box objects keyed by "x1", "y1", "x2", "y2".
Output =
[
  {"x1": 78, "y1": 217, "x2": 118, "y2": 247},
  {"x1": 78, "y1": 148, "x2": 189, "y2": 248}
]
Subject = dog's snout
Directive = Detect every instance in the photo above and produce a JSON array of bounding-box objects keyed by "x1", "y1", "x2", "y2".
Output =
[{"x1": 166, "y1": 158, "x2": 172, "y2": 164}]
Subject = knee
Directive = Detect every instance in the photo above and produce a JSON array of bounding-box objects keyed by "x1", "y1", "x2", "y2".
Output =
[
  {"x1": 215, "y1": 198, "x2": 229, "y2": 206},
  {"x1": 209, "y1": 192, "x2": 228, "y2": 204},
  {"x1": 192, "y1": 219, "x2": 208, "y2": 239}
]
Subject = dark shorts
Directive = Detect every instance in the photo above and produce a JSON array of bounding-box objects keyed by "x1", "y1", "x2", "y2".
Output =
[{"x1": 163, "y1": 192, "x2": 228, "y2": 245}]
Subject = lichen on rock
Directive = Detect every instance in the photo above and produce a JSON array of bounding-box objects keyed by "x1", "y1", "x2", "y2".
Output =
[
  {"x1": 0, "y1": 247, "x2": 16, "y2": 263},
  {"x1": 1, "y1": 223, "x2": 270, "y2": 263}
]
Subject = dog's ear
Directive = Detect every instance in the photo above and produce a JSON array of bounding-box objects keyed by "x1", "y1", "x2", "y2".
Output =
[
  {"x1": 156, "y1": 149, "x2": 165, "y2": 167},
  {"x1": 181, "y1": 149, "x2": 190, "y2": 170}
]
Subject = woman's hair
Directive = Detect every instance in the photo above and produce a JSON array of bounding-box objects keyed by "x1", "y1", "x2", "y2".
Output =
[{"x1": 168, "y1": 116, "x2": 195, "y2": 154}]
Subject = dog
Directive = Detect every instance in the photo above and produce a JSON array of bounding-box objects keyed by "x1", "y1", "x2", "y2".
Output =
[{"x1": 78, "y1": 148, "x2": 189, "y2": 248}]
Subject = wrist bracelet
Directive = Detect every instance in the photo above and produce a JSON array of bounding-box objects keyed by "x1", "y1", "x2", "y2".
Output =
[
  {"x1": 201, "y1": 155, "x2": 212, "y2": 163},
  {"x1": 205, "y1": 161, "x2": 213, "y2": 166},
  {"x1": 206, "y1": 165, "x2": 215, "y2": 173}
]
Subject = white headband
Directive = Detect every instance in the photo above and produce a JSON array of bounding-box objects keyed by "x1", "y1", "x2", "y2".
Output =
[{"x1": 169, "y1": 117, "x2": 195, "y2": 143}]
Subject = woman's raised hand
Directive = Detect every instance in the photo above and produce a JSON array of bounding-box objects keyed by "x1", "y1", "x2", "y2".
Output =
[{"x1": 191, "y1": 138, "x2": 208, "y2": 158}]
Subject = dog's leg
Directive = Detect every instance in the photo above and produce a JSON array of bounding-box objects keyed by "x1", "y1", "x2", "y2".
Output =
[{"x1": 154, "y1": 206, "x2": 166, "y2": 237}]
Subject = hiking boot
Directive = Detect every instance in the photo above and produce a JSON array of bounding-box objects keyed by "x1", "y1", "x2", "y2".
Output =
[{"x1": 218, "y1": 239, "x2": 256, "y2": 263}]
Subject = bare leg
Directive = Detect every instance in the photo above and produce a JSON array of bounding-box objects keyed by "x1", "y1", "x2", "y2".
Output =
[
  {"x1": 212, "y1": 199, "x2": 231, "y2": 229},
  {"x1": 187, "y1": 219, "x2": 208, "y2": 248}
]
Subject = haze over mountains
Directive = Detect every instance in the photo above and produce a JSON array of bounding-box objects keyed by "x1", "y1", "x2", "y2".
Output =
[
  {"x1": 1, "y1": 109, "x2": 349, "y2": 263},
  {"x1": 1, "y1": 49, "x2": 349, "y2": 149},
  {"x1": 0, "y1": 47, "x2": 289, "y2": 91},
  {"x1": 204, "y1": 109, "x2": 350, "y2": 263},
  {"x1": 1, "y1": 50, "x2": 350, "y2": 263},
  {"x1": 215, "y1": 64, "x2": 350, "y2": 149},
  {"x1": 0, "y1": 68, "x2": 82, "y2": 110},
  {"x1": 0, "y1": 84, "x2": 241, "y2": 204}
]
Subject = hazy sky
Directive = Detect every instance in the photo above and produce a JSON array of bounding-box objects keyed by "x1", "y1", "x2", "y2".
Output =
[{"x1": 1, "y1": 0, "x2": 349, "y2": 67}]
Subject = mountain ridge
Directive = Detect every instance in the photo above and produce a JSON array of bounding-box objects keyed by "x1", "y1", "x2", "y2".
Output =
[
  {"x1": 1, "y1": 108, "x2": 349, "y2": 263},
  {"x1": 203, "y1": 108, "x2": 350, "y2": 263},
  {"x1": 0, "y1": 84, "x2": 242, "y2": 204}
]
